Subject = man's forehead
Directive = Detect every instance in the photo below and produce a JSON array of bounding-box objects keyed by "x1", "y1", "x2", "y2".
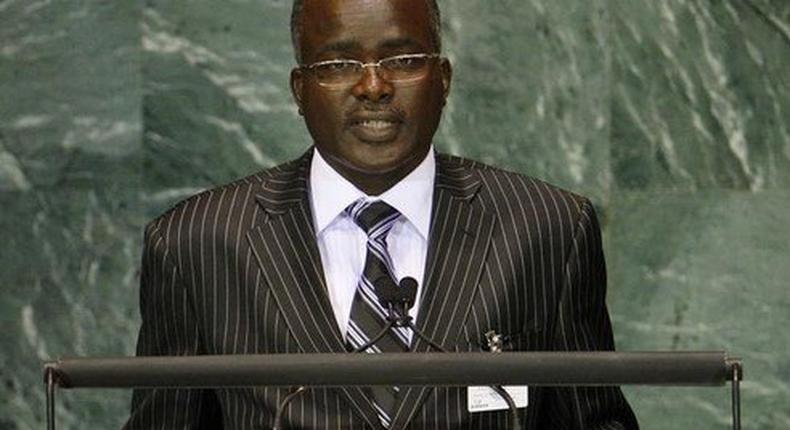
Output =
[
  {"x1": 302, "y1": 0, "x2": 403, "y2": 18},
  {"x1": 302, "y1": 0, "x2": 431, "y2": 36}
]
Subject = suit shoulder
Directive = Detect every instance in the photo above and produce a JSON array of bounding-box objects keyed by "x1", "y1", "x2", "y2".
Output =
[
  {"x1": 438, "y1": 153, "x2": 590, "y2": 213},
  {"x1": 144, "y1": 157, "x2": 303, "y2": 239}
]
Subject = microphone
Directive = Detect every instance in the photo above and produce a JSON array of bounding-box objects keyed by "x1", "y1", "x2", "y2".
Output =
[
  {"x1": 397, "y1": 277, "x2": 418, "y2": 313},
  {"x1": 348, "y1": 275, "x2": 408, "y2": 354},
  {"x1": 279, "y1": 277, "x2": 520, "y2": 429},
  {"x1": 375, "y1": 276, "x2": 417, "y2": 326},
  {"x1": 377, "y1": 277, "x2": 522, "y2": 430},
  {"x1": 374, "y1": 276, "x2": 446, "y2": 351},
  {"x1": 275, "y1": 276, "x2": 410, "y2": 429},
  {"x1": 373, "y1": 274, "x2": 400, "y2": 308}
]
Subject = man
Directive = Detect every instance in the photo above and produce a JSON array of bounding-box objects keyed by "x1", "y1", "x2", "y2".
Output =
[{"x1": 126, "y1": 0, "x2": 638, "y2": 428}]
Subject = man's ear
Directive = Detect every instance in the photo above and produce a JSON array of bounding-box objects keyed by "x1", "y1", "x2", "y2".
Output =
[
  {"x1": 439, "y1": 57, "x2": 453, "y2": 102},
  {"x1": 290, "y1": 68, "x2": 305, "y2": 115}
]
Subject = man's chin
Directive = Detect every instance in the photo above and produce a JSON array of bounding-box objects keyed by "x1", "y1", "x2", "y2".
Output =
[
  {"x1": 336, "y1": 157, "x2": 411, "y2": 177},
  {"x1": 333, "y1": 142, "x2": 414, "y2": 172},
  {"x1": 317, "y1": 137, "x2": 429, "y2": 181}
]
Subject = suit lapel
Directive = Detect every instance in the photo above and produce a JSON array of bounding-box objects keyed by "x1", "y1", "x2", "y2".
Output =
[
  {"x1": 391, "y1": 154, "x2": 497, "y2": 429},
  {"x1": 246, "y1": 149, "x2": 384, "y2": 429}
]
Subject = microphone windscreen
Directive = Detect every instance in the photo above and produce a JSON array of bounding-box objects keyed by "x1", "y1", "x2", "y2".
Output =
[
  {"x1": 398, "y1": 277, "x2": 418, "y2": 308},
  {"x1": 373, "y1": 276, "x2": 399, "y2": 306}
]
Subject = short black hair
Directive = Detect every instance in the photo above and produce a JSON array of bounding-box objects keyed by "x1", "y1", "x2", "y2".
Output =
[{"x1": 290, "y1": 0, "x2": 442, "y2": 64}]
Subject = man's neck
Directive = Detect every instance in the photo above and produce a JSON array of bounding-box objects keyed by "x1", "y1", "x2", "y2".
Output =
[{"x1": 318, "y1": 149, "x2": 432, "y2": 196}]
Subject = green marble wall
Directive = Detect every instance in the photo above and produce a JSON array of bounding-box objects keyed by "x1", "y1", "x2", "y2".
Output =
[
  {"x1": 1, "y1": 1, "x2": 143, "y2": 429},
  {"x1": 1, "y1": 0, "x2": 787, "y2": 428}
]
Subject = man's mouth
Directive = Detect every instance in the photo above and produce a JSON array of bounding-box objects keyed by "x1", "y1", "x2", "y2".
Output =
[
  {"x1": 355, "y1": 119, "x2": 397, "y2": 129},
  {"x1": 348, "y1": 114, "x2": 403, "y2": 143}
]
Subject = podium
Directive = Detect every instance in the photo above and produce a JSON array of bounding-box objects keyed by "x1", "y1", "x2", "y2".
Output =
[{"x1": 44, "y1": 351, "x2": 743, "y2": 429}]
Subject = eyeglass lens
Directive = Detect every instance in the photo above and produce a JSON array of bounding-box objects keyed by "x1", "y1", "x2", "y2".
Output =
[{"x1": 313, "y1": 56, "x2": 431, "y2": 85}]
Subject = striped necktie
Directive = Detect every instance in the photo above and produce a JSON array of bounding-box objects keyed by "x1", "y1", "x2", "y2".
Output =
[{"x1": 346, "y1": 199, "x2": 409, "y2": 427}]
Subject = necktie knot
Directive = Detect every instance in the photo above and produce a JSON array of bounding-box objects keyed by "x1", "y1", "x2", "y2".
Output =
[{"x1": 346, "y1": 199, "x2": 400, "y2": 238}]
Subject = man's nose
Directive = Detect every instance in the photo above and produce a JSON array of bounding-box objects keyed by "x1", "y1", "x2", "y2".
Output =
[{"x1": 351, "y1": 66, "x2": 394, "y2": 103}]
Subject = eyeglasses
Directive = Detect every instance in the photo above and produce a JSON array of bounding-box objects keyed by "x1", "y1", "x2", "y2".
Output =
[{"x1": 300, "y1": 53, "x2": 440, "y2": 87}]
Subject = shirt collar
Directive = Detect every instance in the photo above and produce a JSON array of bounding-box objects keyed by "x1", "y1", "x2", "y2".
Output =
[{"x1": 309, "y1": 147, "x2": 435, "y2": 240}]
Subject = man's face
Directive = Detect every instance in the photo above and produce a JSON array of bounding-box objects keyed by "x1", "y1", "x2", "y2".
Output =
[{"x1": 291, "y1": 0, "x2": 452, "y2": 193}]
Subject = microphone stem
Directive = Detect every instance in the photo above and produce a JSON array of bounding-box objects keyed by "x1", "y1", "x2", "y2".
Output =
[
  {"x1": 403, "y1": 317, "x2": 522, "y2": 429},
  {"x1": 490, "y1": 384, "x2": 522, "y2": 429},
  {"x1": 272, "y1": 385, "x2": 306, "y2": 430},
  {"x1": 353, "y1": 319, "x2": 397, "y2": 353},
  {"x1": 403, "y1": 318, "x2": 446, "y2": 352},
  {"x1": 273, "y1": 320, "x2": 399, "y2": 428},
  {"x1": 274, "y1": 306, "x2": 521, "y2": 429}
]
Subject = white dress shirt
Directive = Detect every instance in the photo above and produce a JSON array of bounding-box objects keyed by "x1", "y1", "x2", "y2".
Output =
[{"x1": 309, "y1": 148, "x2": 435, "y2": 343}]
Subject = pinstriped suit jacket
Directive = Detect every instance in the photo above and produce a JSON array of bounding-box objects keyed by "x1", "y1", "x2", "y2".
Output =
[{"x1": 125, "y1": 149, "x2": 638, "y2": 429}]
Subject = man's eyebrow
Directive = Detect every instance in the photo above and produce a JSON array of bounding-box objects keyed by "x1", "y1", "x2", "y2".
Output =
[
  {"x1": 317, "y1": 40, "x2": 362, "y2": 55},
  {"x1": 315, "y1": 37, "x2": 427, "y2": 58},
  {"x1": 379, "y1": 37, "x2": 425, "y2": 51}
]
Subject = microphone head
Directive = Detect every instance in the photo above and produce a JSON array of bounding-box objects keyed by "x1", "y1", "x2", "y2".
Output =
[
  {"x1": 373, "y1": 276, "x2": 399, "y2": 307},
  {"x1": 398, "y1": 277, "x2": 418, "y2": 310}
]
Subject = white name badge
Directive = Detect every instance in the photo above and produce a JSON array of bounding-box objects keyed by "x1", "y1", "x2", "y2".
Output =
[{"x1": 467, "y1": 385, "x2": 529, "y2": 413}]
